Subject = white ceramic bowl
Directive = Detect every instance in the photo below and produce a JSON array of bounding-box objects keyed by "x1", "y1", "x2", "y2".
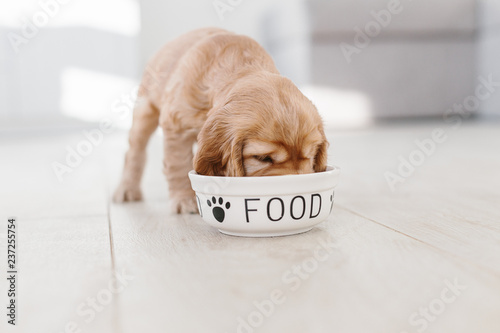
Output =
[{"x1": 188, "y1": 166, "x2": 340, "y2": 237}]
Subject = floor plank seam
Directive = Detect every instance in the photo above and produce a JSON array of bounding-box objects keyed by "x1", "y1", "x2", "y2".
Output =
[
  {"x1": 336, "y1": 204, "x2": 500, "y2": 278},
  {"x1": 19, "y1": 213, "x2": 108, "y2": 222},
  {"x1": 106, "y1": 200, "x2": 116, "y2": 272}
]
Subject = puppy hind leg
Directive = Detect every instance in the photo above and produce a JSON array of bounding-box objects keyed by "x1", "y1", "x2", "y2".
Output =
[
  {"x1": 113, "y1": 100, "x2": 159, "y2": 202},
  {"x1": 163, "y1": 128, "x2": 198, "y2": 214}
]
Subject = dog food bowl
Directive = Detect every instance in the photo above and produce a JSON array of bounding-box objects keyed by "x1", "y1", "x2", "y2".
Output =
[{"x1": 188, "y1": 166, "x2": 340, "y2": 237}]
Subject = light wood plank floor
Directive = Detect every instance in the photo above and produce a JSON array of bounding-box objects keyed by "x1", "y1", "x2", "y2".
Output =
[{"x1": 1, "y1": 120, "x2": 499, "y2": 333}]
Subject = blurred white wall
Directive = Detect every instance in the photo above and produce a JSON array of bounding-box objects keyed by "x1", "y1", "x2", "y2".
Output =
[
  {"x1": 138, "y1": 0, "x2": 286, "y2": 68},
  {"x1": 1, "y1": 0, "x2": 499, "y2": 132},
  {"x1": 0, "y1": 0, "x2": 140, "y2": 129},
  {"x1": 0, "y1": 0, "x2": 292, "y2": 130}
]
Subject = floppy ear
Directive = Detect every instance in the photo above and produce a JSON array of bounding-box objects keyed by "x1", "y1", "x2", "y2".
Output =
[
  {"x1": 194, "y1": 109, "x2": 246, "y2": 176},
  {"x1": 225, "y1": 138, "x2": 245, "y2": 176},
  {"x1": 314, "y1": 131, "x2": 329, "y2": 172}
]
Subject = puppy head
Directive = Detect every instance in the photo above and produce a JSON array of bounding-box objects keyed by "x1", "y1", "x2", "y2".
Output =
[{"x1": 194, "y1": 73, "x2": 328, "y2": 176}]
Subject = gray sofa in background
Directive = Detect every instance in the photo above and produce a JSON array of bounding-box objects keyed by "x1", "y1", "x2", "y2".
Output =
[
  {"x1": 263, "y1": 0, "x2": 482, "y2": 119},
  {"x1": 478, "y1": 0, "x2": 500, "y2": 117}
]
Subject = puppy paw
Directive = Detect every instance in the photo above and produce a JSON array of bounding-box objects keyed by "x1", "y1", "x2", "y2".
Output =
[
  {"x1": 113, "y1": 183, "x2": 143, "y2": 203},
  {"x1": 171, "y1": 196, "x2": 199, "y2": 214}
]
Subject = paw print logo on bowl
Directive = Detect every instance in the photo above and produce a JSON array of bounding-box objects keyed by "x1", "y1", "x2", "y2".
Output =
[{"x1": 207, "y1": 196, "x2": 231, "y2": 222}]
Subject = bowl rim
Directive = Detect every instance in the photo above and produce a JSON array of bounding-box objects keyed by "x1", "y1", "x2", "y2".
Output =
[{"x1": 188, "y1": 165, "x2": 340, "y2": 196}]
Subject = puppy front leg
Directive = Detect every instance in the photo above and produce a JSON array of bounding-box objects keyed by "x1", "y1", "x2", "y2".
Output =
[
  {"x1": 113, "y1": 100, "x2": 159, "y2": 202},
  {"x1": 163, "y1": 128, "x2": 198, "y2": 214}
]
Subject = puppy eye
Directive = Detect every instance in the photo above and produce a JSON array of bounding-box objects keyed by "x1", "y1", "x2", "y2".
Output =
[{"x1": 254, "y1": 155, "x2": 274, "y2": 164}]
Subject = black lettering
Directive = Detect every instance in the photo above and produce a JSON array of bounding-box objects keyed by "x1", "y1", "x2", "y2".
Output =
[
  {"x1": 290, "y1": 196, "x2": 306, "y2": 220},
  {"x1": 267, "y1": 197, "x2": 284, "y2": 222},
  {"x1": 244, "y1": 198, "x2": 260, "y2": 222},
  {"x1": 309, "y1": 194, "x2": 322, "y2": 218}
]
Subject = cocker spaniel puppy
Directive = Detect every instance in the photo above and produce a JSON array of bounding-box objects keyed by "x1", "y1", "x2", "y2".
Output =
[{"x1": 113, "y1": 28, "x2": 328, "y2": 213}]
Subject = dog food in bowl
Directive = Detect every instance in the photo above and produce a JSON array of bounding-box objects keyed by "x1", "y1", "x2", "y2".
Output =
[{"x1": 188, "y1": 166, "x2": 340, "y2": 237}]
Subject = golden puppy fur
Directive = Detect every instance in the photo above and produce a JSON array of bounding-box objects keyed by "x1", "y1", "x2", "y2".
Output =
[{"x1": 113, "y1": 27, "x2": 328, "y2": 213}]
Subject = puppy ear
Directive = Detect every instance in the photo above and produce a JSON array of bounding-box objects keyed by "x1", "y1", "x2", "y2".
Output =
[
  {"x1": 194, "y1": 112, "x2": 226, "y2": 176},
  {"x1": 223, "y1": 134, "x2": 245, "y2": 176},
  {"x1": 194, "y1": 109, "x2": 245, "y2": 176},
  {"x1": 314, "y1": 132, "x2": 329, "y2": 172},
  {"x1": 193, "y1": 129, "x2": 223, "y2": 176}
]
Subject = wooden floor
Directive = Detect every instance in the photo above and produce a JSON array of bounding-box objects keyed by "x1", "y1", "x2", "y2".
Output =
[{"x1": 1, "y1": 120, "x2": 499, "y2": 333}]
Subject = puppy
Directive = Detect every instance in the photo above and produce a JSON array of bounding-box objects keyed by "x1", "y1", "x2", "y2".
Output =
[{"x1": 113, "y1": 28, "x2": 328, "y2": 213}]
